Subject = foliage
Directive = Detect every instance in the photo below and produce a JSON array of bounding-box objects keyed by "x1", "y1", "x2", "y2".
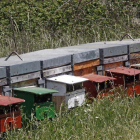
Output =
[{"x1": 0, "y1": 0, "x2": 140, "y2": 56}]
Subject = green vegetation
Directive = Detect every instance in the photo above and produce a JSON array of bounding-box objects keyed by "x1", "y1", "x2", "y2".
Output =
[
  {"x1": 5, "y1": 94, "x2": 140, "y2": 140},
  {"x1": 0, "y1": 0, "x2": 140, "y2": 57}
]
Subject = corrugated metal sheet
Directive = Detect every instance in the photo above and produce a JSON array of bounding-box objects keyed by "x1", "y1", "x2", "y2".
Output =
[
  {"x1": 0, "y1": 95, "x2": 24, "y2": 106},
  {"x1": 106, "y1": 66, "x2": 140, "y2": 76},
  {"x1": 82, "y1": 74, "x2": 116, "y2": 83},
  {"x1": 47, "y1": 75, "x2": 88, "y2": 84}
]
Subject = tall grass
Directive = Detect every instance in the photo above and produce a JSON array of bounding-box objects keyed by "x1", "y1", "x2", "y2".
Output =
[{"x1": 4, "y1": 94, "x2": 140, "y2": 140}]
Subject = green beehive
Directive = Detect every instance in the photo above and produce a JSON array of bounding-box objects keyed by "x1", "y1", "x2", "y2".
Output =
[{"x1": 13, "y1": 87, "x2": 58, "y2": 120}]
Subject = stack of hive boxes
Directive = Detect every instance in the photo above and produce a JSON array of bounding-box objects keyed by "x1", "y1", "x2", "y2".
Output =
[{"x1": 0, "y1": 39, "x2": 139, "y2": 99}]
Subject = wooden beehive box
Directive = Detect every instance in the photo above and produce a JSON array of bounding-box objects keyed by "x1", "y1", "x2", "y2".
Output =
[
  {"x1": 0, "y1": 95, "x2": 24, "y2": 134},
  {"x1": 82, "y1": 74, "x2": 116, "y2": 100},
  {"x1": 106, "y1": 66, "x2": 140, "y2": 97},
  {"x1": 13, "y1": 87, "x2": 58, "y2": 120}
]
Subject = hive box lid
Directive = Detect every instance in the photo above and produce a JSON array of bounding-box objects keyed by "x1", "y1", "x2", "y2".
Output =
[
  {"x1": 47, "y1": 75, "x2": 88, "y2": 84},
  {"x1": 55, "y1": 48, "x2": 99, "y2": 64},
  {"x1": 14, "y1": 87, "x2": 58, "y2": 95},
  {"x1": 106, "y1": 66, "x2": 140, "y2": 76},
  {"x1": 82, "y1": 74, "x2": 116, "y2": 83},
  {"x1": 0, "y1": 49, "x2": 72, "y2": 69},
  {"x1": 94, "y1": 39, "x2": 140, "y2": 53},
  {"x1": 59, "y1": 43, "x2": 128, "y2": 58},
  {"x1": 0, "y1": 95, "x2": 25, "y2": 106},
  {"x1": 0, "y1": 48, "x2": 99, "y2": 67},
  {"x1": 0, "y1": 59, "x2": 41, "y2": 76}
]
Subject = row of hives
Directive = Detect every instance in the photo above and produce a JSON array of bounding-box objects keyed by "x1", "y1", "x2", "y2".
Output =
[{"x1": 0, "y1": 39, "x2": 140, "y2": 136}]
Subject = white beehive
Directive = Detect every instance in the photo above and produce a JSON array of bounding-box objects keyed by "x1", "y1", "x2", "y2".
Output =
[{"x1": 46, "y1": 75, "x2": 88, "y2": 110}]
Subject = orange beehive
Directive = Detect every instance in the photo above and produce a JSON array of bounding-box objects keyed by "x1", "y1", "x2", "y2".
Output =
[{"x1": 0, "y1": 95, "x2": 24, "y2": 134}]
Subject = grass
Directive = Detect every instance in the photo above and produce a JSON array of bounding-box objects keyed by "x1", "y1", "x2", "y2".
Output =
[{"x1": 5, "y1": 93, "x2": 140, "y2": 140}]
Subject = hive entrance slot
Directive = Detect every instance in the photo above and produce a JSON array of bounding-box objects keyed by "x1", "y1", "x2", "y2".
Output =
[
  {"x1": 34, "y1": 94, "x2": 52, "y2": 103},
  {"x1": 125, "y1": 74, "x2": 139, "y2": 84},
  {"x1": 66, "y1": 83, "x2": 83, "y2": 92}
]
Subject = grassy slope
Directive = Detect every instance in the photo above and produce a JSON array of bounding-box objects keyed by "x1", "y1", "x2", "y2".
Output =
[{"x1": 6, "y1": 95, "x2": 140, "y2": 140}]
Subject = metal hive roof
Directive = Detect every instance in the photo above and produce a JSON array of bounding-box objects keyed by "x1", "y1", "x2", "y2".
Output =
[
  {"x1": 0, "y1": 95, "x2": 25, "y2": 106},
  {"x1": 14, "y1": 87, "x2": 58, "y2": 95},
  {"x1": 82, "y1": 74, "x2": 116, "y2": 83},
  {"x1": 47, "y1": 75, "x2": 88, "y2": 84},
  {"x1": 106, "y1": 66, "x2": 140, "y2": 76}
]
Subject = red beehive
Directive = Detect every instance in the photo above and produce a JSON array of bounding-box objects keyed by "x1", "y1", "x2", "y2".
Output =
[
  {"x1": 82, "y1": 74, "x2": 116, "y2": 100},
  {"x1": 106, "y1": 66, "x2": 140, "y2": 97},
  {"x1": 0, "y1": 95, "x2": 24, "y2": 134}
]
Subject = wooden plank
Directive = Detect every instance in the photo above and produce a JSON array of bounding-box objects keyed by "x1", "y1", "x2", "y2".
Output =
[
  {"x1": 0, "y1": 87, "x2": 2, "y2": 95},
  {"x1": 0, "y1": 78, "x2": 7, "y2": 86},
  {"x1": 130, "y1": 58, "x2": 140, "y2": 65},
  {"x1": 103, "y1": 55, "x2": 128, "y2": 64},
  {"x1": 130, "y1": 52, "x2": 140, "y2": 60},
  {"x1": 74, "y1": 59, "x2": 99, "y2": 71},
  {"x1": 53, "y1": 96, "x2": 65, "y2": 112},
  {"x1": 12, "y1": 79, "x2": 38, "y2": 88},
  {"x1": 104, "y1": 61, "x2": 123, "y2": 71},
  {"x1": 74, "y1": 66, "x2": 96, "y2": 76},
  {"x1": 11, "y1": 72, "x2": 41, "y2": 84},
  {"x1": 43, "y1": 65, "x2": 72, "y2": 77}
]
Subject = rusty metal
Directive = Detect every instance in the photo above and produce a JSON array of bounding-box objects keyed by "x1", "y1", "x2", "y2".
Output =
[
  {"x1": 5, "y1": 51, "x2": 23, "y2": 61},
  {"x1": 0, "y1": 95, "x2": 24, "y2": 106},
  {"x1": 82, "y1": 74, "x2": 116, "y2": 83},
  {"x1": 120, "y1": 34, "x2": 134, "y2": 41},
  {"x1": 106, "y1": 66, "x2": 140, "y2": 76}
]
